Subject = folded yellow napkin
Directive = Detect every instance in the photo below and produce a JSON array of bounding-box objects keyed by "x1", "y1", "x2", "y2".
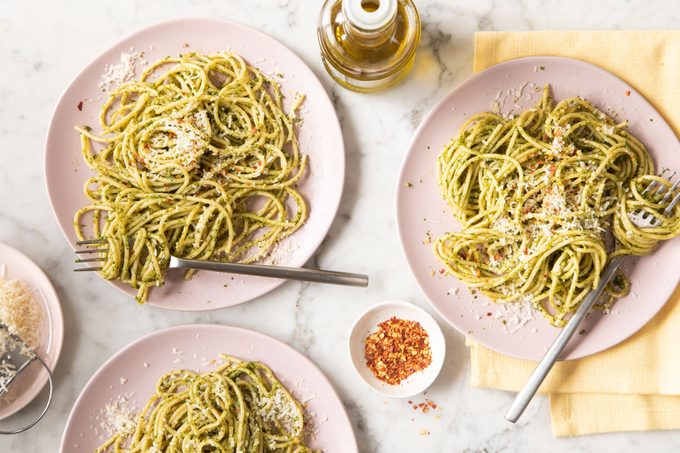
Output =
[{"x1": 471, "y1": 30, "x2": 680, "y2": 437}]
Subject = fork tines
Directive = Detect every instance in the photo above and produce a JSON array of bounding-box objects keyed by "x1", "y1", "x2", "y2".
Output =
[
  {"x1": 74, "y1": 248, "x2": 108, "y2": 254},
  {"x1": 75, "y1": 238, "x2": 107, "y2": 246},
  {"x1": 73, "y1": 267, "x2": 103, "y2": 272},
  {"x1": 74, "y1": 238, "x2": 107, "y2": 272},
  {"x1": 632, "y1": 171, "x2": 680, "y2": 226}
]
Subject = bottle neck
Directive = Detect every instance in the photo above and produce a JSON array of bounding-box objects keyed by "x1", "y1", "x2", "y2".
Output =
[{"x1": 341, "y1": 0, "x2": 398, "y2": 46}]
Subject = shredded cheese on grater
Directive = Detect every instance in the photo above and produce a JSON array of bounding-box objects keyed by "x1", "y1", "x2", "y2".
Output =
[{"x1": 0, "y1": 271, "x2": 43, "y2": 354}]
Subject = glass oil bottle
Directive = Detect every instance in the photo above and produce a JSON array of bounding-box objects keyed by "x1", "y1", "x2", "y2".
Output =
[{"x1": 317, "y1": 0, "x2": 421, "y2": 93}]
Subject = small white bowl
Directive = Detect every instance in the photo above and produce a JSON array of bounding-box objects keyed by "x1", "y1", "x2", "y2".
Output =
[{"x1": 348, "y1": 300, "x2": 446, "y2": 398}]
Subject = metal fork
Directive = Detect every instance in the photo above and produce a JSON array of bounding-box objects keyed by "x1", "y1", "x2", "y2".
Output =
[
  {"x1": 73, "y1": 239, "x2": 369, "y2": 287},
  {"x1": 505, "y1": 170, "x2": 680, "y2": 423}
]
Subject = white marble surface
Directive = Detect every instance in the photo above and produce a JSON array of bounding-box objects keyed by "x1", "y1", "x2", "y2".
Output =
[{"x1": 1, "y1": 0, "x2": 680, "y2": 451}]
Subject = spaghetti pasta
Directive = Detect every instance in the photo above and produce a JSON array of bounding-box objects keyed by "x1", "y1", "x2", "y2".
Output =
[
  {"x1": 434, "y1": 87, "x2": 680, "y2": 326},
  {"x1": 74, "y1": 52, "x2": 308, "y2": 303},
  {"x1": 96, "y1": 356, "x2": 315, "y2": 453}
]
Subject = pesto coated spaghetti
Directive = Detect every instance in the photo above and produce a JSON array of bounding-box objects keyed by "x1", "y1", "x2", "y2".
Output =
[
  {"x1": 435, "y1": 87, "x2": 680, "y2": 326},
  {"x1": 74, "y1": 52, "x2": 307, "y2": 303},
  {"x1": 96, "y1": 356, "x2": 315, "y2": 453}
]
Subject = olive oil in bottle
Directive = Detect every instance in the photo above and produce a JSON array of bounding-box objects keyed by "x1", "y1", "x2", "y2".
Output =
[{"x1": 317, "y1": 0, "x2": 421, "y2": 93}]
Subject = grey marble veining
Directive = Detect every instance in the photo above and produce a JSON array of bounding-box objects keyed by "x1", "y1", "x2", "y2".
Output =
[{"x1": 1, "y1": 0, "x2": 680, "y2": 452}]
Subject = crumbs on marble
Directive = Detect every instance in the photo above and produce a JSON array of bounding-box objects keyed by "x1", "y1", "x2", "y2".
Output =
[
  {"x1": 423, "y1": 230, "x2": 432, "y2": 244},
  {"x1": 407, "y1": 398, "x2": 440, "y2": 414},
  {"x1": 405, "y1": 182, "x2": 414, "y2": 188}
]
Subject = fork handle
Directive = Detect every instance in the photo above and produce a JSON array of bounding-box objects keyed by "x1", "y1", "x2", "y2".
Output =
[
  {"x1": 170, "y1": 256, "x2": 369, "y2": 287},
  {"x1": 505, "y1": 255, "x2": 627, "y2": 423}
]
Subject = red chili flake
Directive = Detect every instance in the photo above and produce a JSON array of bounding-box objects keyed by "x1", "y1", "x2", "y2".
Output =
[
  {"x1": 625, "y1": 90, "x2": 631, "y2": 96},
  {"x1": 77, "y1": 101, "x2": 83, "y2": 111},
  {"x1": 486, "y1": 312, "x2": 492, "y2": 317},
  {"x1": 550, "y1": 164, "x2": 557, "y2": 176},
  {"x1": 438, "y1": 268, "x2": 445, "y2": 274},
  {"x1": 364, "y1": 317, "x2": 432, "y2": 386}
]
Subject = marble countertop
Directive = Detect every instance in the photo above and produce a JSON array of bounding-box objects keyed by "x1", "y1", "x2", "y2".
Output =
[{"x1": 2, "y1": 0, "x2": 680, "y2": 451}]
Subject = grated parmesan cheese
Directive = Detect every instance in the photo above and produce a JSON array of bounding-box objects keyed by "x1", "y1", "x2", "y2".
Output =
[
  {"x1": 171, "y1": 347, "x2": 185, "y2": 364},
  {"x1": 493, "y1": 299, "x2": 534, "y2": 333},
  {"x1": 97, "y1": 394, "x2": 137, "y2": 439},
  {"x1": 257, "y1": 386, "x2": 302, "y2": 436},
  {"x1": 0, "y1": 361, "x2": 17, "y2": 393},
  {"x1": 98, "y1": 51, "x2": 147, "y2": 91},
  {"x1": 600, "y1": 124, "x2": 615, "y2": 135},
  {"x1": 0, "y1": 269, "x2": 43, "y2": 355}
]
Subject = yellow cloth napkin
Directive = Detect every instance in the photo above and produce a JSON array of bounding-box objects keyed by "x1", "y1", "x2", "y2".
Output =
[{"x1": 471, "y1": 30, "x2": 680, "y2": 437}]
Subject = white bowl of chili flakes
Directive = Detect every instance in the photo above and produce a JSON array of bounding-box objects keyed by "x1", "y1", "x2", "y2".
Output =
[{"x1": 348, "y1": 300, "x2": 446, "y2": 397}]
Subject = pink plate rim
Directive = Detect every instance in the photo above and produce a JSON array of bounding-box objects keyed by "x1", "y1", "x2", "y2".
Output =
[
  {"x1": 43, "y1": 17, "x2": 345, "y2": 311},
  {"x1": 59, "y1": 323, "x2": 358, "y2": 452},
  {"x1": 0, "y1": 242, "x2": 64, "y2": 419}
]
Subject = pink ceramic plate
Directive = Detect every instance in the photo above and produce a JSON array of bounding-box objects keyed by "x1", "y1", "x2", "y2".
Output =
[
  {"x1": 397, "y1": 56, "x2": 680, "y2": 361},
  {"x1": 60, "y1": 324, "x2": 357, "y2": 452},
  {"x1": 0, "y1": 243, "x2": 63, "y2": 419},
  {"x1": 44, "y1": 18, "x2": 344, "y2": 311}
]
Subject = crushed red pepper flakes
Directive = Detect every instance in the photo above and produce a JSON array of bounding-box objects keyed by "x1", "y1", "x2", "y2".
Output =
[
  {"x1": 408, "y1": 398, "x2": 441, "y2": 414},
  {"x1": 625, "y1": 90, "x2": 631, "y2": 96},
  {"x1": 364, "y1": 317, "x2": 432, "y2": 385},
  {"x1": 77, "y1": 100, "x2": 83, "y2": 111}
]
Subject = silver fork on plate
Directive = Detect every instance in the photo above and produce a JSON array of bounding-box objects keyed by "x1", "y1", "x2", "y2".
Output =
[
  {"x1": 505, "y1": 170, "x2": 680, "y2": 423},
  {"x1": 73, "y1": 240, "x2": 369, "y2": 287}
]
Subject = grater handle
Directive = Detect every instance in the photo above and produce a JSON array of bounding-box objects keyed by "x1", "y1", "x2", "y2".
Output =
[{"x1": 0, "y1": 356, "x2": 53, "y2": 435}]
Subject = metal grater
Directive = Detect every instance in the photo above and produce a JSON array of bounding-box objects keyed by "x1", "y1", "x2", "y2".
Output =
[{"x1": 0, "y1": 322, "x2": 53, "y2": 434}]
